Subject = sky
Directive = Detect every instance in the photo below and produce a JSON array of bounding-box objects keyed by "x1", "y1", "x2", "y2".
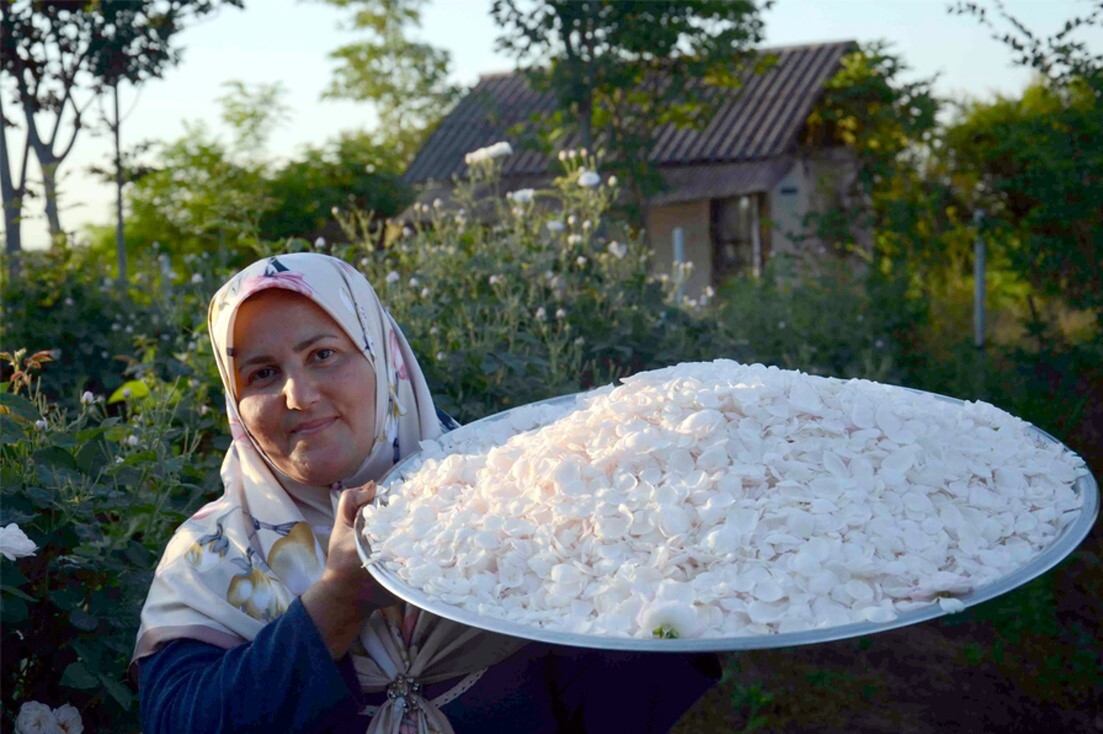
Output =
[{"x1": 7, "y1": 0, "x2": 1102, "y2": 249}]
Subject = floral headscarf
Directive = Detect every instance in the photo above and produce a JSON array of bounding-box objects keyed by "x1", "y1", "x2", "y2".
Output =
[{"x1": 132, "y1": 254, "x2": 525, "y2": 733}]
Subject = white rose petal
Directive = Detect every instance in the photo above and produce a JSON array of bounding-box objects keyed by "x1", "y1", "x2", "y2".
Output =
[{"x1": 1, "y1": 523, "x2": 38, "y2": 561}]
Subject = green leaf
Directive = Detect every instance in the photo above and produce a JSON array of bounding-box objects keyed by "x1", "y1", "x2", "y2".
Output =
[
  {"x1": 70, "y1": 607, "x2": 99, "y2": 631},
  {"x1": 33, "y1": 445, "x2": 78, "y2": 471},
  {"x1": 0, "y1": 594, "x2": 29, "y2": 623},
  {"x1": 1, "y1": 584, "x2": 37, "y2": 602},
  {"x1": 61, "y1": 661, "x2": 100, "y2": 690},
  {"x1": 0, "y1": 413, "x2": 25, "y2": 443},
  {"x1": 100, "y1": 673, "x2": 136, "y2": 710},
  {"x1": 108, "y1": 380, "x2": 150, "y2": 404},
  {"x1": 0, "y1": 392, "x2": 39, "y2": 421}
]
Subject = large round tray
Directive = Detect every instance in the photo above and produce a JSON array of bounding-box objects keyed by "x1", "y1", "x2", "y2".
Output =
[{"x1": 355, "y1": 390, "x2": 1099, "y2": 652}]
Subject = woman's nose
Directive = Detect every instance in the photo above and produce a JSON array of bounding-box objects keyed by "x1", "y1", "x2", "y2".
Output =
[{"x1": 283, "y1": 371, "x2": 321, "y2": 410}]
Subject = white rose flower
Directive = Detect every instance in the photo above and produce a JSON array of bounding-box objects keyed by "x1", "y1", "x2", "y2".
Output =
[
  {"x1": 432, "y1": 198, "x2": 442, "y2": 209},
  {"x1": 314, "y1": 237, "x2": 326, "y2": 249},
  {"x1": 637, "y1": 600, "x2": 702, "y2": 639},
  {"x1": 576, "y1": 256, "x2": 587, "y2": 267},
  {"x1": 607, "y1": 241, "x2": 628, "y2": 259},
  {"x1": 409, "y1": 277, "x2": 420, "y2": 288},
  {"x1": 577, "y1": 170, "x2": 601, "y2": 188},
  {"x1": 385, "y1": 271, "x2": 400, "y2": 285},
  {"x1": 607, "y1": 175, "x2": 618, "y2": 187},
  {"x1": 420, "y1": 287, "x2": 430, "y2": 298},
  {"x1": 53, "y1": 704, "x2": 83, "y2": 734},
  {"x1": 535, "y1": 307, "x2": 547, "y2": 322},
  {"x1": 125, "y1": 435, "x2": 139, "y2": 447},
  {"x1": 567, "y1": 234, "x2": 582, "y2": 246},
  {"x1": 508, "y1": 188, "x2": 534, "y2": 204},
  {"x1": 15, "y1": 701, "x2": 59, "y2": 734},
  {"x1": 80, "y1": 391, "x2": 95, "y2": 405},
  {"x1": 546, "y1": 221, "x2": 565, "y2": 233},
  {"x1": 34, "y1": 419, "x2": 47, "y2": 431},
  {"x1": 555, "y1": 308, "x2": 567, "y2": 320},
  {"x1": 0, "y1": 523, "x2": 37, "y2": 561}
]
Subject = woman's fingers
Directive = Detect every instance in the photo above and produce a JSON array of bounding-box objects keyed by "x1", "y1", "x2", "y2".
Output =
[{"x1": 338, "y1": 481, "x2": 376, "y2": 525}]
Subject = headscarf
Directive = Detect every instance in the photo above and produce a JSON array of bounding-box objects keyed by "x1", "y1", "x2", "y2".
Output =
[{"x1": 132, "y1": 253, "x2": 526, "y2": 733}]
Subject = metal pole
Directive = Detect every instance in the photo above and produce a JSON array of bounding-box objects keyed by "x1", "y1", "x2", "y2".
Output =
[
  {"x1": 673, "y1": 227, "x2": 685, "y2": 300},
  {"x1": 973, "y1": 209, "x2": 985, "y2": 349},
  {"x1": 748, "y1": 195, "x2": 762, "y2": 278}
]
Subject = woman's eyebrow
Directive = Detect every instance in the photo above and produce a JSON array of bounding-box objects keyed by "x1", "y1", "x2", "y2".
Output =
[{"x1": 236, "y1": 333, "x2": 339, "y2": 370}]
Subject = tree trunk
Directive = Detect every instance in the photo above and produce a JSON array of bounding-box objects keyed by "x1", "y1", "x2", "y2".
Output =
[
  {"x1": 113, "y1": 82, "x2": 127, "y2": 285},
  {"x1": 41, "y1": 160, "x2": 62, "y2": 244},
  {"x1": 1, "y1": 91, "x2": 26, "y2": 276}
]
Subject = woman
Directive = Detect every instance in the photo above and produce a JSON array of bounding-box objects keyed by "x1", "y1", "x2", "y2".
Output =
[{"x1": 133, "y1": 253, "x2": 719, "y2": 733}]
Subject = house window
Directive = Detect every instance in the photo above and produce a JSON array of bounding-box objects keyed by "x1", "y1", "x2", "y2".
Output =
[{"x1": 711, "y1": 194, "x2": 767, "y2": 281}]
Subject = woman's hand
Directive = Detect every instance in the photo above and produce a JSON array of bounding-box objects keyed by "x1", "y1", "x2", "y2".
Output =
[{"x1": 301, "y1": 482, "x2": 400, "y2": 659}]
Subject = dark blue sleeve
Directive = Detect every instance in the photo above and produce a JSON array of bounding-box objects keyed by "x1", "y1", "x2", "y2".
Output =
[{"x1": 138, "y1": 597, "x2": 368, "y2": 734}]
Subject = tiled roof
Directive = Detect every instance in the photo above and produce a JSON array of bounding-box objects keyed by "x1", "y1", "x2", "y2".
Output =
[{"x1": 403, "y1": 40, "x2": 856, "y2": 186}]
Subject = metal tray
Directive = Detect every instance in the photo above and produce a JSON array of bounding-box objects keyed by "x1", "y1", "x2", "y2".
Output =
[{"x1": 355, "y1": 389, "x2": 1099, "y2": 652}]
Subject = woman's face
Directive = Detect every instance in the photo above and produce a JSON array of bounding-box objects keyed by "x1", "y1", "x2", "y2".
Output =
[{"x1": 232, "y1": 290, "x2": 377, "y2": 487}]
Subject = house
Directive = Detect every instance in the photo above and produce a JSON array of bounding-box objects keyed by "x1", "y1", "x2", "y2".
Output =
[{"x1": 401, "y1": 40, "x2": 861, "y2": 296}]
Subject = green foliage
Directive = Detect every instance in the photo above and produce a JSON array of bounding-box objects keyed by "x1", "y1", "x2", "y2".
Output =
[
  {"x1": 0, "y1": 0, "x2": 244, "y2": 252},
  {"x1": 0, "y1": 356, "x2": 221, "y2": 732},
  {"x1": 318, "y1": 0, "x2": 461, "y2": 164},
  {"x1": 490, "y1": 0, "x2": 768, "y2": 223},
  {"x1": 943, "y1": 79, "x2": 1103, "y2": 315}
]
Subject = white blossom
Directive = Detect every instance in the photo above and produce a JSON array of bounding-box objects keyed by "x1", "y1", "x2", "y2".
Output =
[
  {"x1": 0, "y1": 523, "x2": 37, "y2": 561},
  {"x1": 607, "y1": 241, "x2": 628, "y2": 259},
  {"x1": 430, "y1": 326, "x2": 440, "y2": 335},
  {"x1": 567, "y1": 234, "x2": 582, "y2": 246},
  {"x1": 34, "y1": 419, "x2": 47, "y2": 431},
  {"x1": 464, "y1": 141, "x2": 513, "y2": 166},
  {"x1": 555, "y1": 308, "x2": 567, "y2": 320},
  {"x1": 607, "y1": 175, "x2": 618, "y2": 187},
  {"x1": 576, "y1": 256, "x2": 587, "y2": 267},
  {"x1": 507, "y1": 188, "x2": 535, "y2": 204},
  {"x1": 409, "y1": 277, "x2": 420, "y2": 288},
  {"x1": 125, "y1": 435, "x2": 139, "y2": 447},
  {"x1": 420, "y1": 287, "x2": 431, "y2": 298},
  {"x1": 53, "y1": 704, "x2": 82, "y2": 734},
  {"x1": 577, "y1": 170, "x2": 601, "y2": 188},
  {"x1": 535, "y1": 307, "x2": 547, "y2": 321},
  {"x1": 64, "y1": 297, "x2": 75, "y2": 306},
  {"x1": 488, "y1": 275, "x2": 502, "y2": 286},
  {"x1": 546, "y1": 221, "x2": 565, "y2": 233},
  {"x1": 190, "y1": 273, "x2": 203, "y2": 284},
  {"x1": 385, "y1": 271, "x2": 400, "y2": 285},
  {"x1": 436, "y1": 352, "x2": 446, "y2": 362},
  {"x1": 433, "y1": 198, "x2": 442, "y2": 209},
  {"x1": 402, "y1": 226, "x2": 414, "y2": 238},
  {"x1": 80, "y1": 391, "x2": 95, "y2": 405},
  {"x1": 14, "y1": 701, "x2": 59, "y2": 734},
  {"x1": 314, "y1": 237, "x2": 326, "y2": 249}
]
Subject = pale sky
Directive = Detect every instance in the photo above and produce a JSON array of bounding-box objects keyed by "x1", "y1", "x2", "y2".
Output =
[{"x1": 7, "y1": 0, "x2": 1101, "y2": 249}]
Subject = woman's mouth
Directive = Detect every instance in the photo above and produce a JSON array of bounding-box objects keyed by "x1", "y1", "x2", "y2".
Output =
[{"x1": 291, "y1": 417, "x2": 338, "y2": 436}]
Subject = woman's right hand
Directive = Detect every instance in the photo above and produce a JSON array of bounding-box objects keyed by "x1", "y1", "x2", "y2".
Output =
[{"x1": 301, "y1": 482, "x2": 400, "y2": 659}]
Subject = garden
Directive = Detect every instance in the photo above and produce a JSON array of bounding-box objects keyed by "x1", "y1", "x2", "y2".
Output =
[{"x1": 2, "y1": 1, "x2": 1101, "y2": 732}]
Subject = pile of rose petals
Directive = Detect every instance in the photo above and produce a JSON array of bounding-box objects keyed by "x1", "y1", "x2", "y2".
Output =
[{"x1": 361, "y1": 361, "x2": 1085, "y2": 639}]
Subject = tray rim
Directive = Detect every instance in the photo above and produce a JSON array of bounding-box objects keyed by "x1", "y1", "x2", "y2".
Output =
[{"x1": 355, "y1": 386, "x2": 1100, "y2": 652}]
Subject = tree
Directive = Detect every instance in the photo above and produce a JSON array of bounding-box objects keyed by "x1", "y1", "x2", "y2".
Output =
[
  {"x1": 318, "y1": 0, "x2": 460, "y2": 165},
  {"x1": 0, "y1": 0, "x2": 242, "y2": 269},
  {"x1": 946, "y1": 1, "x2": 1103, "y2": 318},
  {"x1": 800, "y1": 43, "x2": 940, "y2": 260},
  {"x1": 490, "y1": 0, "x2": 768, "y2": 223}
]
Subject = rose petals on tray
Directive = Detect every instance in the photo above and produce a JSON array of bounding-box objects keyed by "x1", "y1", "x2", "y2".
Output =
[{"x1": 361, "y1": 360, "x2": 1085, "y2": 639}]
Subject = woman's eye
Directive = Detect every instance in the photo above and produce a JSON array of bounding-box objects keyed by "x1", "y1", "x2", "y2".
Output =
[
  {"x1": 315, "y1": 348, "x2": 336, "y2": 362},
  {"x1": 249, "y1": 367, "x2": 276, "y2": 384}
]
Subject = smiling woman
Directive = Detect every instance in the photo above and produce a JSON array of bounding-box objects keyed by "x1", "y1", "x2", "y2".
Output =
[
  {"x1": 233, "y1": 290, "x2": 378, "y2": 487},
  {"x1": 130, "y1": 253, "x2": 720, "y2": 734}
]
